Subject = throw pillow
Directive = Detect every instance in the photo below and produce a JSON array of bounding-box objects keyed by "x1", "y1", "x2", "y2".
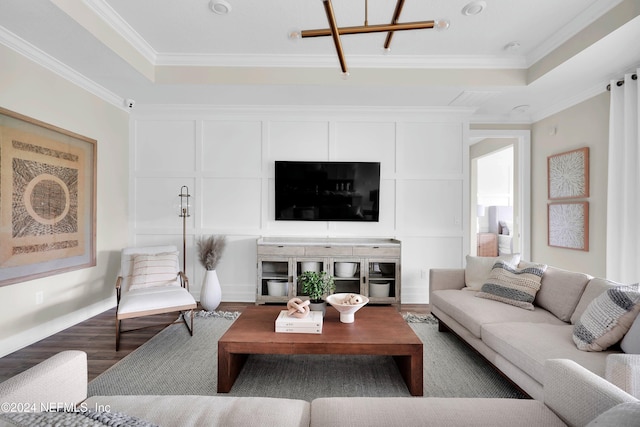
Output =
[
  {"x1": 585, "y1": 402, "x2": 640, "y2": 427},
  {"x1": 621, "y1": 314, "x2": 640, "y2": 354},
  {"x1": 464, "y1": 254, "x2": 521, "y2": 291},
  {"x1": 476, "y1": 261, "x2": 547, "y2": 310},
  {"x1": 129, "y1": 251, "x2": 180, "y2": 290},
  {"x1": 573, "y1": 283, "x2": 640, "y2": 351}
]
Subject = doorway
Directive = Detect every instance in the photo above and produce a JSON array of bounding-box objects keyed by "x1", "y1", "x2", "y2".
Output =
[{"x1": 468, "y1": 130, "x2": 531, "y2": 260}]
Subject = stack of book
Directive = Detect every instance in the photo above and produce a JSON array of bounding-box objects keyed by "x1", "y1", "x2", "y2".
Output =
[{"x1": 275, "y1": 310, "x2": 323, "y2": 334}]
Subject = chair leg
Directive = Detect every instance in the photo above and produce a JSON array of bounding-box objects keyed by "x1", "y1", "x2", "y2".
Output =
[
  {"x1": 115, "y1": 318, "x2": 121, "y2": 351},
  {"x1": 181, "y1": 310, "x2": 194, "y2": 336}
]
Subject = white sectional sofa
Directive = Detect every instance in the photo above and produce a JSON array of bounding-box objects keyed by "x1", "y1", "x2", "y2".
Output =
[
  {"x1": 1, "y1": 350, "x2": 639, "y2": 426},
  {"x1": 429, "y1": 258, "x2": 640, "y2": 401}
]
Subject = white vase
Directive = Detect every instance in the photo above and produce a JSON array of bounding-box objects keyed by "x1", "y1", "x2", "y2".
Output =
[{"x1": 201, "y1": 270, "x2": 222, "y2": 311}]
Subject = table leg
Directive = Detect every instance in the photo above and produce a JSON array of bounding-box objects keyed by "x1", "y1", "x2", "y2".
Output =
[
  {"x1": 217, "y1": 343, "x2": 248, "y2": 393},
  {"x1": 393, "y1": 350, "x2": 423, "y2": 396}
]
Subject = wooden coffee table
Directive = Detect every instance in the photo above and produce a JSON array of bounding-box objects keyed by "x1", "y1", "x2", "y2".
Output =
[{"x1": 217, "y1": 305, "x2": 423, "y2": 395}]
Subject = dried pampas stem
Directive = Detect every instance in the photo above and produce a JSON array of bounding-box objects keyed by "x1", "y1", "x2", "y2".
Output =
[{"x1": 197, "y1": 235, "x2": 226, "y2": 270}]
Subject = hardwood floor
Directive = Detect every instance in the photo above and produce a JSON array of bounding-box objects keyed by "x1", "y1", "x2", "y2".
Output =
[{"x1": 0, "y1": 302, "x2": 429, "y2": 383}]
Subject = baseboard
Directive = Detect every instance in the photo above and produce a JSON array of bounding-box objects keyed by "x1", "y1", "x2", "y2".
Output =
[{"x1": 0, "y1": 297, "x2": 115, "y2": 358}]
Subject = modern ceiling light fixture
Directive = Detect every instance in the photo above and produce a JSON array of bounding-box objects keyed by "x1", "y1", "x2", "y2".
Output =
[{"x1": 293, "y1": 0, "x2": 449, "y2": 76}]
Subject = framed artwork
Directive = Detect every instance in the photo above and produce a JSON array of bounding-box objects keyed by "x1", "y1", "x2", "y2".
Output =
[
  {"x1": 0, "y1": 107, "x2": 96, "y2": 287},
  {"x1": 547, "y1": 147, "x2": 589, "y2": 200},
  {"x1": 548, "y1": 202, "x2": 589, "y2": 251}
]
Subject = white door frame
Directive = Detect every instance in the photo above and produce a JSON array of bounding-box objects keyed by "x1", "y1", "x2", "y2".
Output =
[{"x1": 467, "y1": 129, "x2": 531, "y2": 261}]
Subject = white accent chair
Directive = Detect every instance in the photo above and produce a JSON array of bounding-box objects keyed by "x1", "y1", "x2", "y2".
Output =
[{"x1": 115, "y1": 245, "x2": 196, "y2": 351}]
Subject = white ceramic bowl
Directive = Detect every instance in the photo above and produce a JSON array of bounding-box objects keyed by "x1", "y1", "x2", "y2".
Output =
[
  {"x1": 334, "y1": 262, "x2": 358, "y2": 277},
  {"x1": 326, "y1": 293, "x2": 369, "y2": 323}
]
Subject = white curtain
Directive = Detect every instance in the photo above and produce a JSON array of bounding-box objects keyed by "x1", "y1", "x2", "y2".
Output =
[{"x1": 607, "y1": 69, "x2": 640, "y2": 284}]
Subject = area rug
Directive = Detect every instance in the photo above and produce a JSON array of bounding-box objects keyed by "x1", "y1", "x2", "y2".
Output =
[{"x1": 88, "y1": 310, "x2": 527, "y2": 401}]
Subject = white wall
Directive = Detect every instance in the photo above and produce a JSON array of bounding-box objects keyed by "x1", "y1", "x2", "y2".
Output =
[
  {"x1": 131, "y1": 108, "x2": 470, "y2": 304},
  {"x1": 0, "y1": 44, "x2": 130, "y2": 356}
]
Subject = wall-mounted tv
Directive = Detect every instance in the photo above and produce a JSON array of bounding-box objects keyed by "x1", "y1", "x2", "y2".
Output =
[{"x1": 275, "y1": 161, "x2": 380, "y2": 222}]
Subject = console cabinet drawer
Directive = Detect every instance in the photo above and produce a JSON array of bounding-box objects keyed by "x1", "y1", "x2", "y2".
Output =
[
  {"x1": 305, "y1": 246, "x2": 352, "y2": 256},
  {"x1": 257, "y1": 245, "x2": 304, "y2": 256},
  {"x1": 353, "y1": 246, "x2": 400, "y2": 257}
]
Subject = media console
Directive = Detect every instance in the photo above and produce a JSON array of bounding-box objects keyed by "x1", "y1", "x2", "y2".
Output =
[{"x1": 256, "y1": 237, "x2": 401, "y2": 307}]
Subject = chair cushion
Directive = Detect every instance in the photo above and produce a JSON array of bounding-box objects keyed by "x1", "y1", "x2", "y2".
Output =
[
  {"x1": 573, "y1": 284, "x2": 640, "y2": 351},
  {"x1": 476, "y1": 261, "x2": 547, "y2": 310},
  {"x1": 129, "y1": 252, "x2": 180, "y2": 290},
  {"x1": 464, "y1": 254, "x2": 521, "y2": 291},
  {"x1": 586, "y1": 402, "x2": 640, "y2": 427},
  {"x1": 118, "y1": 287, "x2": 196, "y2": 317}
]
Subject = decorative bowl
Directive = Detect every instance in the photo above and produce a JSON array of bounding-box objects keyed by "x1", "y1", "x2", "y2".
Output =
[
  {"x1": 334, "y1": 262, "x2": 358, "y2": 277},
  {"x1": 326, "y1": 293, "x2": 369, "y2": 323}
]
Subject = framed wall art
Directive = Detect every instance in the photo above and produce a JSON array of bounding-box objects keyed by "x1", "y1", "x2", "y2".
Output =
[
  {"x1": 548, "y1": 202, "x2": 589, "y2": 251},
  {"x1": 547, "y1": 147, "x2": 589, "y2": 200},
  {"x1": 0, "y1": 107, "x2": 96, "y2": 287}
]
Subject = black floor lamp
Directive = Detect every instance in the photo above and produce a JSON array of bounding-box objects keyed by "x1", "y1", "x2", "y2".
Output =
[{"x1": 178, "y1": 185, "x2": 191, "y2": 272}]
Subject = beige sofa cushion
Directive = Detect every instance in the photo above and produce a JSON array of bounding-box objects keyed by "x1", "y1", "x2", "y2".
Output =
[
  {"x1": 84, "y1": 395, "x2": 310, "y2": 427},
  {"x1": 310, "y1": 396, "x2": 565, "y2": 427},
  {"x1": 534, "y1": 266, "x2": 592, "y2": 322},
  {"x1": 464, "y1": 254, "x2": 521, "y2": 291},
  {"x1": 481, "y1": 322, "x2": 614, "y2": 384},
  {"x1": 430, "y1": 289, "x2": 565, "y2": 339}
]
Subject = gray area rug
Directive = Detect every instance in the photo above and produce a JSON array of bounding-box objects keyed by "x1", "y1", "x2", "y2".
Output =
[{"x1": 88, "y1": 310, "x2": 526, "y2": 401}]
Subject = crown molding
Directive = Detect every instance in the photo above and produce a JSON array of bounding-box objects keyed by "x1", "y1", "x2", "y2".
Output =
[
  {"x1": 0, "y1": 25, "x2": 126, "y2": 111},
  {"x1": 525, "y1": 0, "x2": 623, "y2": 67},
  {"x1": 530, "y1": 82, "x2": 606, "y2": 122},
  {"x1": 84, "y1": 0, "x2": 158, "y2": 64}
]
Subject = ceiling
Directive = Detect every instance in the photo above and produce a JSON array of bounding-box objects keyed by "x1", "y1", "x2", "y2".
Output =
[{"x1": 1, "y1": 0, "x2": 639, "y2": 121}]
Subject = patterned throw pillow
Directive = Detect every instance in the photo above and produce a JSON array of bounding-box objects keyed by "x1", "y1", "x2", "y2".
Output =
[
  {"x1": 573, "y1": 284, "x2": 640, "y2": 351},
  {"x1": 476, "y1": 261, "x2": 547, "y2": 310},
  {"x1": 129, "y1": 251, "x2": 180, "y2": 290}
]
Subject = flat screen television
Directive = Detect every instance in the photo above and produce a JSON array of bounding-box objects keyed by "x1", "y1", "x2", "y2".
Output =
[{"x1": 275, "y1": 161, "x2": 380, "y2": 222}]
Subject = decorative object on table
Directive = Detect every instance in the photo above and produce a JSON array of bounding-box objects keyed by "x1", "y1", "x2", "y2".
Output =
[
  {"x1": 298, "y1": 270, "x2": 336, "y2": 315},
  {"x1": 275, "y1": 309, "x2": 323, "y2": 334},
  {"x1": 334, "y1": 262, "x2": 357, "y2": 277},
  {"x1": 177, "y1": 185, "x2": 192, "y2": 271},
  {"x1": 0, "y1": 107, "x2": 97, "y2": 287},
  {"x1": 326, "y1": 293, "x2": 370, "y2": 323},
  {"x1": 286, "y1": 297, "x2": 310, "y2": 318},
  {"x1": 196, "y1": 234, "x2": 227, "y2": 311},
  {"x1": 548, "y1": 202, "x2": 589, "y2": 251},
  {"x1": 548, "y1": 147, "x2": 589, "y2": 200}
]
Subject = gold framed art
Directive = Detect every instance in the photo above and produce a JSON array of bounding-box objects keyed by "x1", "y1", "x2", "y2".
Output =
[
  {"x1": 547, "y1": 147, "x2": 589, "y2": 200},
  {"x1": 0, "y1": 107, "x2": 96, "y2": 287},
  {"x1": 547, "y1": 202, "x2": 589, "y2": 251}
]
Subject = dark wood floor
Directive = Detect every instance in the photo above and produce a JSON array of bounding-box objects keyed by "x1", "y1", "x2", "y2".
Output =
[{"x1": 0, "y1": 302, "x2": 429, "y2": 383}]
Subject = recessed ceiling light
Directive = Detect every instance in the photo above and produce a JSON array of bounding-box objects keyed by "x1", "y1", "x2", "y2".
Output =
[
  {"x1": 461, "y1": 1, "x2": 486, "y2": 16},
  {"x1": 210, "y1": 0, "x2": 231, "y2": 15}
]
